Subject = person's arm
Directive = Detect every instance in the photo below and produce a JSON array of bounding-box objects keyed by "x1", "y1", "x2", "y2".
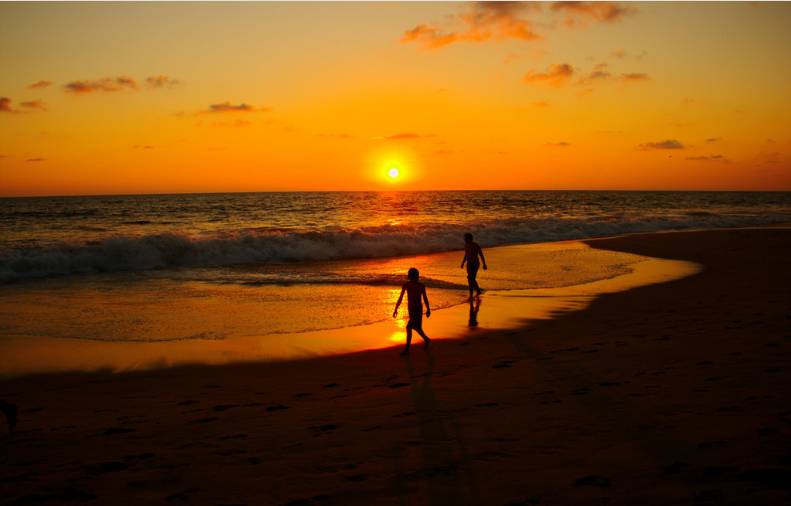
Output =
[
  {"x1": 460, "y1": 251, "x2": 467, "y2": 269},
  {"x1": 422, "y1": 286, "x2": 431, "y2": 318},
  {"x1": 392, "y1": 287, "x2": 405, "y2": 318},
  {"x1": 479, "y1": 245, "x2": 487, "y2": 270}
]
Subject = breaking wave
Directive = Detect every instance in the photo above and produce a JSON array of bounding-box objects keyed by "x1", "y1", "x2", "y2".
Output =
[{"x1": 1, "y1": 213, "x2": 789, "y2": 282}]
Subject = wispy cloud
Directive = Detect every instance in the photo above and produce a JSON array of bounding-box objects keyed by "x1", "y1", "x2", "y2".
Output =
[
  {"x1": 0, "y1": 97, "x2": 45, "y2": 113},
  {"x1": 532, "y1": 101, "x2": 550, "y2": 108},
  {"x1": 402, "y1": 2, "x2": 633, "y2": 50},
  {"x1": 577, "y1": 63, "x2": 611, "y2": 85},
  {"x1": 20, "y1": 100, "x2": 46, "y2": 111},
  {"x1": 64, "y1": 76, "x2": 139, "y2": 94},
  {"x1": 706, "y1": 137, "x2": 722, "y2": 143},
  {"x1": 146, "y1": 75, "x2": 181, "y2": 88},
  {"x1": 620, "y1": 72, "x2": 650, "y2": 82},
  {"x1": 27, "y1": 80, "x2": 52, "y2": 90},
  {"x1": 610, "y1": 48, "x2": 646, "y2": 60},
  {"x1": 685, "y1": 154, "x2": 730, "y2": 162},
  {"x1": 547, "y1": 141, "x2": 571, "y2": 147},
  {"x1": 132, "y1": 144, "x2": 155, "y2": 150},
  {"x1": 551, "y1": 2, "x2": 635, "y2": 27},
  {"x1": 523, "y1": 64, "x2": 574, "y2": 87},
  {"x1": 25, "y1": 157, "x2": 46, "y2": 162},
  {"x1": 204, "y1": 102, "x2": 270, "y2": 114},
  {"x1": 401, "y1": 2, "x2": 540, "y2": 49},
  {"x1": 637, "y1": 139, "x2": 685, "y2": 150}
]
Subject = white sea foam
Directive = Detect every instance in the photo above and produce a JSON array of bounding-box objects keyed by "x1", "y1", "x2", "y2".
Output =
[{"x1": 1, "y1": 212, "x2": 788, "y2": 282}]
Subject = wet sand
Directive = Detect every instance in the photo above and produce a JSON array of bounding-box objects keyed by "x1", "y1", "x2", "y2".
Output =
[{"x1": 1, "y1": 228, "x2": 790, "y2": 505}]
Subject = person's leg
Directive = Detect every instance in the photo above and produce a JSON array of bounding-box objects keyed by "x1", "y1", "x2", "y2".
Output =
[
  {"x1": 402, "y1": 322, "x2": 413, "y2": 354},
  {"x1": 467, "y1": 263, "x2": 480, "y2": 298},
  {"x1": 415, "y1": 326, "x2": 431, "y2": 349}
]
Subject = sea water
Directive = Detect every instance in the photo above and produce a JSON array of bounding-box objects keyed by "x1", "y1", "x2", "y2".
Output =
[{"x1": 0, "y1": 191, "x2": 788, "y2": 374}]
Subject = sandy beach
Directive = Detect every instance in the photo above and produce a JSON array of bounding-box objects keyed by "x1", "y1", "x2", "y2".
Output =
[{"x1": 1, "y1": 228, "x2": 789, "y2": 505}]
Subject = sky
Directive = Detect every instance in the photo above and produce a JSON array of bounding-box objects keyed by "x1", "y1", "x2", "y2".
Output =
[{"x1": 1, "y1": 1, "x2": 790, "y2": 196}]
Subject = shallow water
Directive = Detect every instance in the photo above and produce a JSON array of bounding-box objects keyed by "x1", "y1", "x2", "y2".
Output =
[{"x1": 0, "y1": 240, "x2": 700, "y2": 376}]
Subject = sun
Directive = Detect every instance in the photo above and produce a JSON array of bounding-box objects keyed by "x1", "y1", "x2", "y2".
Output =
[{"x1": 387, "y1": 167, "x2": 399, "y2": 179}]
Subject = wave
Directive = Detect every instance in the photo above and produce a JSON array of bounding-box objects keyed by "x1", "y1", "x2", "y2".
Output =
[{"x1": 1, "y1": 213, "x2": 789, "y2": 282}]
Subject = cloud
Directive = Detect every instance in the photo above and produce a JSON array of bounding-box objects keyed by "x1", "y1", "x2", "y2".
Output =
[
  {"x1": 25, "y1": 158, "x2": 46, "y2": 162},
  {"x1": 552, "y1": 2, "x2": 635, "y2": 27},
  {"x1": 27, "y1": 80, "x2": 52, "y2": 89},
  {"x1": 577, "y1": 63, "x2": 611, "y2": 85},
  {"x1": 620, "y1": 72, "x2": 650, "y2": 82},
  {"x1": 523, "y1": 64, "x2": 574, "y2": 87},
  {"x1": 547, "y1": 141, "x2": 571, "y2": 147},
  {"x1": 20, "y1": 100, "x2": 46, "y2": 111},
  {"x1": 401, "y1": 2, "x2": 540, "y2": 49},
  {"x1": 610, "y1": 48, "x2": 646, "y2": 60},
  {"x1": 685, "y1": 155, "x2": 730, "y2": 162},
  {"x1": 402, "y1": 2, "x2": 633, "y2": 50},
  {"x1": 637, "y1": 139, "x2": 685, "y2": 150},
  {"x1": 705, "y1": 137, "x2": 722, "y2": 143},
  {"x1": 384, "y1": 132, "x2": 435, "y2": 140},
  {"x1": 146, "y1": 75, "x2": 181, "y2": 88},
  {"x1": 1, "y1": 97, "x2": 47, "y2": 113},
  {"x1": 132, "y1": 144, "x2": 154, "y2": 149},
  {"x1": 532, "y1": 101, "x2": 550, "y2": 108},
  {"x1": 64, "y1": 76, "x2": 139, "y2": 94},
  {"x1": 205, "y1": 102, "x2": 269, "y2": 113}
]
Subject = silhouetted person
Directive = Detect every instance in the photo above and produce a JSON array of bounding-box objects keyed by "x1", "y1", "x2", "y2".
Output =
[
  {"x1": 468, "y1": 297, "x2": 481, "y2": 327},
  {"x1": 460, "y1": 233, "x2": 487, "y2": 300},
  {"x1": 0, "y1": 401, "x2": 18, "y2": 434},
  {"x1": 393, "y1": 267, "x2": 431, "y2": 355}
]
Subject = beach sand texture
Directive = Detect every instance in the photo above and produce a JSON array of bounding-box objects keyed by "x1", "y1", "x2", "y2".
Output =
[{"x1": 1, "y1": 228, "x2": 789, "y2": 505}]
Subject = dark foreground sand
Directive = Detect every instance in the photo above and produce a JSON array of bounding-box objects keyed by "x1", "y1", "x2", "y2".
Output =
[{"x1": 1, "y1": 228, "x2": 790, "y2": 506}]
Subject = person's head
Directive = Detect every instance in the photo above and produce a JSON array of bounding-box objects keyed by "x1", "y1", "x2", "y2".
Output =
[
  {"x1": 407, "y1": 267, "x2": 419, "y2": 281},
  {"x1": 464, "y1": 233, "x2": 473, "y2": 243}
]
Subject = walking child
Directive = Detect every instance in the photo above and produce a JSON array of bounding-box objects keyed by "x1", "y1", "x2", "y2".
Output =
[
  {"x1": 460, "y1": 233, "x2": 487, "y2": 300},
  {"x1": 392, "y1": 267, "x2": 431, "y2": 355}
]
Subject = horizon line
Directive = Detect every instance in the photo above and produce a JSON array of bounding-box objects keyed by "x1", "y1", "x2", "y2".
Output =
[{"x1": 2, "y1": 188, "x2": 790, "y2": 199}]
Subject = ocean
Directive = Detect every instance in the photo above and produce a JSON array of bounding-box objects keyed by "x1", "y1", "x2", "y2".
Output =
[{"x1": 0, "y1": 191, "x2": 788, "y2": 374}]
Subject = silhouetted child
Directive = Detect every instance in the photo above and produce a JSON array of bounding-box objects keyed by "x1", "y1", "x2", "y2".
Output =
[
  {"x1": 392, "y1": 267, "x2": 431, "y2": 355},
  {"x1": 460, "y1": 232, "x2": 487, "y2": 300}
]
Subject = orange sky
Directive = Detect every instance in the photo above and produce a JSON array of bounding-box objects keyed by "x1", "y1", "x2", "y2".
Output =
[{"x1": 1, "y1": 2, "x2": 790, "y2": 196}]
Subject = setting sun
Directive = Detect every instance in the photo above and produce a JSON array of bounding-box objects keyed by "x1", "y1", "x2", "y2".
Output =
[{"x1": 388, "y1": 168, "x2": 400, "y2": 179}]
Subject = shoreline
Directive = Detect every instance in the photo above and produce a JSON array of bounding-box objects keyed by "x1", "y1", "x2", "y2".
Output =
[
  {"x1": 1, "y1": 228, "x2": 789, "y2": 505},
  {"x1": 0, "y1": 237, "x2": 699, "y2": 377}
]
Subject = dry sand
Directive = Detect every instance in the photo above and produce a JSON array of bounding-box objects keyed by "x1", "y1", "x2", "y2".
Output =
[{"x1": 1, "y1": 228, "x2": 789, "y2": 505}]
